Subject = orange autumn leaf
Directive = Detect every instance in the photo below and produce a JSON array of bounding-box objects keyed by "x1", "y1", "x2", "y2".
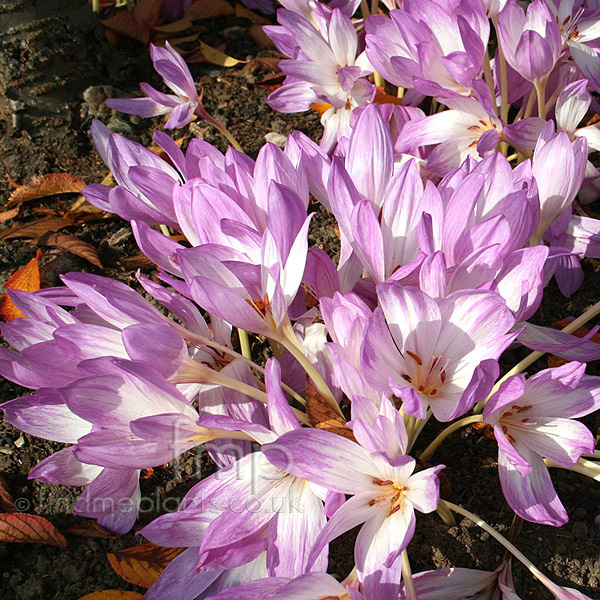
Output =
[
  {"x1": 63, "y1": 522, "x2": 119, "y2": 539},
  {"x1": 374, "y1": 89, "x2": 404, "y2": 105},
  {"x1": 0, "y1": 475, "x2": 16, "y2": 513},
  {"x1": 0, "y1": 513, "x2": 68, "y2": 547},
  {"x1": 7, "y1": 173, "x2": 86, "y2": 207},
  {"x1": 0, "y1": 249, "x2": 42, "y2": 321},
  {"x1": 305, "y1": 379, "x2": 356, "y2": 441},
  {"x1": 79, "y1": 592, "x2": 144, "y2": 600},
  {"x1": 107, "y1": 543, "x2": 184, "y2": 588}
]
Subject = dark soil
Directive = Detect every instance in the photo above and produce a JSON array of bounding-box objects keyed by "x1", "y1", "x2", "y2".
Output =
[{"x1": 0, "y1": 1, "x2": 599, "y2": 599}]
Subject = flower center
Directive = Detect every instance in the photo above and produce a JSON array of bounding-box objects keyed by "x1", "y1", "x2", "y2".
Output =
[
  {"x1": 499, "y1": 404, "x2": 535, "y2": 443},
  {"x1": 401, "y1": 351, "x2": 448, "y2": 397},
  {"x1": 370, "y1": 478, "x2": 408, "y2": 516}
]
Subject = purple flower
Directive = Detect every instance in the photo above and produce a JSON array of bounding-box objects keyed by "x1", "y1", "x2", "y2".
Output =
[
  {"x1": 497, "y1": 0, "x2": 562, "y2": 84},
  {"x1": 362, "y1": 283, "x2": 517, "y2": 422},
  {"x1": 105, "y1": 42, "x2": 202, "y2": 129},
  {"x1": 484, "y1": 362, "x2": 600, "y2": 526}
]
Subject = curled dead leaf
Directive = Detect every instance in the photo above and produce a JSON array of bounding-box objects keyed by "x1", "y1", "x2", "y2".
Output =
[
  {"x1": 0, "y1": 214, "x2": 78, "y2": 243},
  {"x1": 193, "y1": 41, "x2": 246, "y2": 67},
  {"x1": 185, "y1": 0, "x2": 234, "y2": 20},
  {"x1": 107, "y1": 543, "x2": 184, "y2": 588},
  {"x1": 0, "y1": 475, "x2": 16, "y2": 512},
  {"x1": 305, "y1": 379, "x2": 355, "y2": 441},
  {"x1": 33, "y1": 232, "x2": 103, "y2": 269},
  {"x1": 79, "y1": 592, "x2": 144, "y2": 600},
  {"x1": 63, "y1": 522, "x2": 120, "y2": 539},
  {"x1": 0, "y1": 250, "x2": 42, "y2": 321},
  {"x1": 0, "y1": 513, "x2": 68, "y2": 547},
  {"x1": 7, "y1": 173, "x2": 86, "y2": 207}
]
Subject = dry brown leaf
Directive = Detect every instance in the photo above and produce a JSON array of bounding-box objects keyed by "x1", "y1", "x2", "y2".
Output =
[
  {"x1": 0, "y1": 250, "x2": 42, "y2": 321},
  {"x1": 107, "y1": 543, "x2": 184, "y2": 588},
  {"x1": 79, "y1": 592, "x2": 144, "y2": 600},
  {"x1": 7, "y1": 173, "x2": 86, "y2": 207},
  {"x1": 185, "y1": 0, "x2": 234, "y2": 19},
  {"x1": 117, "y1": 254, "x2": 155, "y2": 269},
  {"x1": 248, "y1": 24, "x2": 274, "y2": 48},
  {"x1": 305, "y1": 379, "x2": 355, "y2": 441},
  {"x1": 0, "y1": 207, "x2": 19, "y2": 223},
  {"x1": 34, "y1": 232, "x2": 103, "y2": 269},
  {"x1": 0, "y1": 214, "x2": 78, "y2": 243},
  {"x1": 235, "y1": 2, "x2": 269, "y2": 24},
  {"x1": 0, "y1": 513, "x2": 68, "y2": 547},
  {"x1": 0, "y1": 475, "x2": 16, "y2": 513},
  {"x1": 153, "y1": 18, "x2": 193, "y2": 33},
  {"x1": 195, "y1": 40, "x2": 245, "y2": 67},
  {"x1": 63, "y1": 522, "x2": 120, "y2": 539}
]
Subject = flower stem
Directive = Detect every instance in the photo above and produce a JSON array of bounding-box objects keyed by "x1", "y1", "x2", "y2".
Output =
[
  {"x1": 546, "y1": 457, "x2": 600, "y2": 482},
  {"x1": 444, "y1": 501, "x2": 571, "y2": 595},
  {"x1": 401, "y1": 550, "x2": 418, "y2": 600},
  {"x1": 534, "y1": 78, "x2": 547, "y2": 120},
  {"x1": 238, "y1": 328, "x2": 252, "y2": 360},
  {"x1": 419, "y1": 414, "x2": 483, "y2": 462},
  {"x1": 523, "y1": 86, "x2": 536, "y2": 119},
  {"x1": 92, "y1": 0, "x2": 100, "y2": 11},
  {"x1": 483, "y1": 51, "x2": 497, "y2": 116},
  {"x1": 277, "y1": 325, "x2": 343, "y2": 417},
  {"x1": 474, "y1": 299, "x2": 600, "y2": 413}
]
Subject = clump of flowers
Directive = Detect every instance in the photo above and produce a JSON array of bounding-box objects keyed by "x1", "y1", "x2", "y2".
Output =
[{"x1": 3, "y1": 0, "x2": 600, "y2": 598}]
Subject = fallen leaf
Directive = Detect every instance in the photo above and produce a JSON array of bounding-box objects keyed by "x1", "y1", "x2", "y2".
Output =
[
  {"x1": 117, "y1": 254, "x2": 155, "y2": 269},
  {"x1": 0, "y1": 250, "x2": 42, "y2": 321},
  {"x1": 248, "y1": 24, "x2": 274, "y2": 48},
  {"x1": 102, "y1": 0, "x2": 163, "y2": 45},
  {"x1": 79, "y1": 592, "x2": 144, "y2": 600},
  {"x1": 0, "y1": 513, "x2": 68, "y2": 547},
  {"x1": 193, "y1": 41, "x2": 245, "y2": 67},
  {"x1": 185, "y1": 0, "x2": 234, "y2": 19},
  {"x1": 7, "y1": 173, "x2": 86, "y2": 207},
  {"x1": 0, "y1": 207, "x2": 19, "y2": 223},
  {"x1": 547, "y1": 319, "x2": 600, "y2": 368},
  {"x1": 107, "y1": 543, "x2": 184, "y2": 588},
  {"x1": 235, "y1": 2, "x2": 269, "y2": 24},
  {"x1": 471, "y1": 421, "x2": 496, "y2": 440},
  {"x1": 63, "y1": 522, "x2": 119, "y2": 539},
  {"x1": 34, "y1": 232, "x2": 103, "y2": 269},
  {"x1": 0, "y1": 475, "x2": 16, "y2": 512},
  {"x1": 153, "y1": 18, "x2": 193, "y2": 33},
  {"x1": 0, "y1": 214, "x2": 78, "y2": 243},
  {"x1": 305, "y1": 379, "x2": 355, "y2": 441},
  {"x1": 374, "y1": 89, "x2": 405, "y2": 106}
]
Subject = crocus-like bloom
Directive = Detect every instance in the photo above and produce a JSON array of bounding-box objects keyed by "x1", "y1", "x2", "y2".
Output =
[
  {"x1": 266, "y1": 8, "x2": 375, "y2": 152},
  {"x1": 105, "y1": 41, "x2": 202, "y2": 129},
  {"x1": 531, "y1": 122, "x2": 587, "y2": 244},
  {"x1": 497, "y1": 0, "x2": 562, "y2": 84},
  {"x1": 365, "y1": 0, "x2": 490, "y2": 98},
  {"x1": 484, "y1": 362, "x2": 600, "y2": 526},
  {"x1": 263, "y1": 427, "x2": 443, "y2": 600},
  {"x1": 362, "y1": 283, "x2": 517, "y2": 422}
]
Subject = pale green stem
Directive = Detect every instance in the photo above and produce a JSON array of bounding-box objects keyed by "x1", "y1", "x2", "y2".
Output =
[
  {"x1": 238, "y1": 328, "x2": 252, "y2": 360},
  {"x1": 401, "y1": 550, "x2": 418, "y2": 600},
  {"x1": 483, "y1": 51, "x2": 497, "y2": 116},
  {"x1": 506, "y1": 153, "x2": 518, "y2": 162},
  {"x1": 173, "y1": 325, "x2": 306, "y2": 407},
  {"x1": 534, "y1": 78, "x2": 547, "y2": 120},
  {"x1": 278, "y1": 320, "x2": 344, "y2": 417},
  {"x1": 493, "y1": 16, "x2": 510, "y2": 155},
  {"x1": 406, "y1": 409, "x2": 432, "y2": 453},
  {"x1": 436, "y1": 500, "x2": 456, "y2": 526},
  {"x1": 213, "y1": 121, "x2": 245, "y2": 153},
  {"x1": 419, "y1": 414, "x2": 483, "y2": 462},
  {"x1": 583, "y1": 449, "x2": 600, "y2": 459},
  {"x1": 92, "y1": 0, "x2": 100, "y2": 12},
  {"x1": 397, "y1": 86, "x2": 405, "y2": 99},
  {"x1": 523, "y1": 86, "x2": 537, "y2": 120},
  {"x1": 173, "y1": 360, "x2": 308, "y2": 425},
  {"x1": 431, "y1": 99, "x2": 438, "y2": 115},
  {"x1": 444, "y1": 500, "x2": 570, "y2": 591},
  {"x1": 159, "y1": 224, "x2": 171, "y2": 237},
  {"x1": 360, "y1": 0, "x2": 370, "y2": 19},
  {"x1": 545, "y1": 457, "x2": 600, "y2": 482},
  {"x1": 474, "y1": 299, "x2": 600, "y2": 413},
  {"x1": 374, "y1": 71, "x2": 385, "y2": 88}
]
